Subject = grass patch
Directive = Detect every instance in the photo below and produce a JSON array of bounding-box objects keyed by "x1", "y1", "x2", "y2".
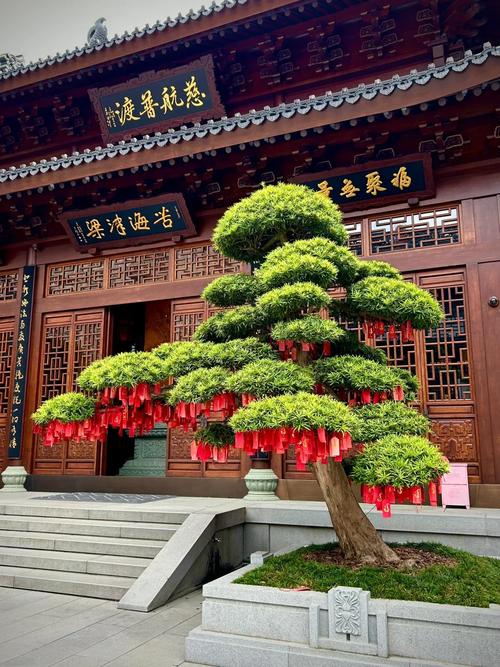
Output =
[{"x1": 235, "y1": 542, "x2": 500, "y2": 608}]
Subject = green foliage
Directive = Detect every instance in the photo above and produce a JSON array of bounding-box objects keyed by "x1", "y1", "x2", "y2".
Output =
[
  {"x1": 32, "y1": 392, "x2": 96, "y2": 426},
  {"x1": 209, "y1": 338, "x2": 277, "y2": 369},
  {"x1": 256, "y1": 254, "x2": 338, "y2": 290},
  {"x1": 229, "y1": 392, "x2": 359, "y2": 434},
  {"x1": 351, "y1": 435, "x2": 449, "y2": 488},
  {"x1": 236, "y1": 543, "x2": 500, "y2": 608},
  {"x1": 354, "y1": 402, "x2": 430, "y2": 443},
  {"x1": 194, "y1": 306, "x2": 263, "y2": 342},
  {"x1": 201, "y1": 274, "x2": 262, "y2": 307},
  {"x1": 271, "y1": 315, "x2": 345, "y2": 344},
  {"x1": 148, "y1": 341, "x2": 186, "y2": 361},
  {"x1": 227, "y1": 360, "x2": 314, "y2": 398},
  {"x1": 314, "y1": 355, "x2": 410, "y2": 393},
  {"x1": 256, "y1": 282, "x2": 331, "y2": 323},
  {"x1": 212, "y1": 183, "x2": 347, "y2": 263},
  {"x1": 194, "y1": 422, "x2": 235, "y2": 447},
  {"x1": 154, "y1": 341, "x2": 217, "y2": 377},
  {"x1": 77, "y1": 352, "x2": 168, "y2": 391},
  {"x1": 355, "y1": 260, "x2": 402, "y2": 281},
  {"x1": 263, "y1": 238, "x2": 359, "y2": 287},
  {"x1": 153, "y1": 338, "x2": 276, "y2": 378},
  {"x1": 168, "y1": 366, "x2": 231, "y2": 405},
  {"x1": 347, "y1": 277, "x2": 444, "y2": 329}
]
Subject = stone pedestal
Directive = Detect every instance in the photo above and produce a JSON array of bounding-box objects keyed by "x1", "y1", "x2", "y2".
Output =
[
  {"x1": 0, "y1": 465, "x2": 28, "y2": 492},
  {"x1": 119, "y1": 424, "x2": 167, "y2": 477},
  {"x1": 244, "y1": 467, "x2": 279, "y2": 501}
]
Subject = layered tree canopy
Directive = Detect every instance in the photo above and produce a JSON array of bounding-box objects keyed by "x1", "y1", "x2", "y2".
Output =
[{"x1": 33, "y1": 183, "x2": 448, "y2": 523}]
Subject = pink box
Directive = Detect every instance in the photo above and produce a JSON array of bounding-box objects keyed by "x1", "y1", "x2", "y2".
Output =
[{"x1": 441, "y1": 463, "x2": 470, "y2": 509}]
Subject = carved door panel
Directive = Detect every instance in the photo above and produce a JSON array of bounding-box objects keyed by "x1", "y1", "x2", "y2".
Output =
[
  {"x1": 33, "y1": 309, "x2": 108, "y2": 475},
  {"x1": 166, "y1": 298, "x2": 242, "y2": 478},
  {"x1": 0, "y1": 318, "x2": 15, "y2": 472}
]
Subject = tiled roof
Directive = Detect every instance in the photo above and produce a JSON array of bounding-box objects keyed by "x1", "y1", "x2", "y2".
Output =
[
  {"x1": 1, "y1": 0, "x2": 253, "y2": 81},
  {"x1": 0, "y1": 43, "x2": 498, "y2": 185}
]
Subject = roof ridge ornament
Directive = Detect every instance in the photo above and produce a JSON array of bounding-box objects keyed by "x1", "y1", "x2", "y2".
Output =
[
  {"x1": 87, "y1": 18, "x2": 108, "y2": 47},
  {"x1": 0, "y1": 53, "x2": 24, "y2": 75}
]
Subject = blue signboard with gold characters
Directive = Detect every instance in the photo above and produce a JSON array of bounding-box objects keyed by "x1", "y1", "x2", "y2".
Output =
[
  {"x1": 61, "y1": 193, "x2": 196, "y2": 251},
  {"x1": 89, "y1": 55, "x2": 225, "y2": 142},
  {"x1": 294, "y1": 154, "x2": 434, "y2": 211},
  {"x1": 9, "y1": 265, "x2": 36, "y2": 460}
]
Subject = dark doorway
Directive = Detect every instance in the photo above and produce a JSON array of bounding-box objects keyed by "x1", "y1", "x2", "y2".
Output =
[{"x1": 105, "y1": 302, "x2": 146, "y2": 475}]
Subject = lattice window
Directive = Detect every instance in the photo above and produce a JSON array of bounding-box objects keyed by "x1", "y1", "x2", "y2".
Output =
[
  {"x1": 47, "y1": 261, "x2": 105, "y2": 295},
  {"x1": 424, "y1": 283, "x2": 471, "y2": 401},
  {"x1": 40, "y1": 324, "x2": 71, "y2": 401},
  {"x1": 172, "y1": 309, "x2": 205, "y2": 341},
  {"x1": 370, "y1": 206, "x2": 460, "y2": 254},
  {"x1": 0, "y1": 321, "x2": 14, "y2": 414},
  {"x1": 344, "y1": 220, "x2": 362, "y2": 255},
  {"x1": 174, "y1": 244, "x2": 241, "y2": 280},
  {"x1": 108, "y1": 251, "x2": 170, "y2": 288},
  {"x1": 0, "y1": 271, "x2": 18, "y2": 301},
  {"x1": 71, "y1": 321, "x2": 104, "y2": 388}
]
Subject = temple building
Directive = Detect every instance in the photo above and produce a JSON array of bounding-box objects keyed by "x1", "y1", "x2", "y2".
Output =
[{"x1": 1, "y1": 0, "x2": 499, "y2": 504}]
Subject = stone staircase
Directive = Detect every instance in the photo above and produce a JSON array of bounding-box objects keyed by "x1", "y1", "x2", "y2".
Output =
[{"x1": 0, "y1": 500, "x2": 186, "y2": 600}]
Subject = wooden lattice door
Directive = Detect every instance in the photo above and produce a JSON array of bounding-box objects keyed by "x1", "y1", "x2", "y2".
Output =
[
  {"x1": 166, "y1": 298, "x2": 243, "y2": 478},
  {"x1": 285, "y1": 270, "x2": 480, "y2": 481},
  {"x1": 32, "y1": 309, "x2": 108, "y2": 475},
  {"x1": 0, "y1": 318, "x2": 15, "y2": 472},
  {"x1": 373, "y1": 270, "x2": 480, "y2": 481}
]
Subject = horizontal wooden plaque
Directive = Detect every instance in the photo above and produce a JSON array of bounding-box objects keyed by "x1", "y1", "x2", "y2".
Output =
[
  {"x1": 89, "y1": 55, "x2": 225, "y2": 142},
  {"x1": 60, "y1": 193, "x2": 196, "y2": 251}
]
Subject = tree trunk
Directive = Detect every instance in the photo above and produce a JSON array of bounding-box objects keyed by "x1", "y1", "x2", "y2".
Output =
[{"x1": 312, "y1": 459, "x2": 399, "y2": 564}]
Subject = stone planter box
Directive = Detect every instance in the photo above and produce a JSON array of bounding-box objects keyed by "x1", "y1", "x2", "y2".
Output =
[{"x1": 186, "y1": 555, "x2": 500, "y2": 667}]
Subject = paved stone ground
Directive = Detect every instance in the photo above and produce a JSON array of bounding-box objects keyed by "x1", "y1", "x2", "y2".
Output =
[{"x1": 0, "y1": 586, "x2": 204, "y2": 666}]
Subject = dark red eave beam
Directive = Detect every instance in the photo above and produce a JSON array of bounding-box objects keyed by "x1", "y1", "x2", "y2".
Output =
[
  {"x1": 1, "y1": 56, "x2": 499, "y2": 197},
  {"x1": 0, "y1": 0, "x2": 303, "y2": 94}
]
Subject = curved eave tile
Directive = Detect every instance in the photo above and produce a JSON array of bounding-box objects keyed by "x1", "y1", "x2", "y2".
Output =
[{"x1": 0, "y1": 44, "x2": 499, "y2": 185}]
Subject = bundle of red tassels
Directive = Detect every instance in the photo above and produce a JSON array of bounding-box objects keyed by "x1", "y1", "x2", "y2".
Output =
[
  {"x1": 336, "y1": 386, "x2": 404, "y2": 405},
  {"x1": 361, "y1": 479, "x2": 442, "y2": 517},
  {"x1": 362, "y1": 320, "x2": 414, "y2": 342},
  {"x1": 169, "y1": 392, "x2": 238, "y2": 431},
  {"x1": 276, "y1": 339, "x2": 333, "y2": 360},
  {"x1": 232, "y1": 427, "x2": 352, "y2": 470},
  {"x1": 190, "y1": 441, "x2": 230, "y2": 463}
]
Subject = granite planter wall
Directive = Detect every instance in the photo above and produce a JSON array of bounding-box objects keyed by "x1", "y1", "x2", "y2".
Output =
[{"x1": 186, "y1": 558, "x2": 500, "y2": 667}]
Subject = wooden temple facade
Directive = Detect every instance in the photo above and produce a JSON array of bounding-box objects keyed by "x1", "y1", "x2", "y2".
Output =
[{"x1": 1, "y1": 0, "x2": 500, "y2": 503}]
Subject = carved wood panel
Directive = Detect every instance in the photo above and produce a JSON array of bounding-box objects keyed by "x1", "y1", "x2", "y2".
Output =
[
  {"x1": 0, "y1": 271, "x2": 19, "y2": 301},
  {"x1": 46, "y1": 244, "x2": 241, "y2": 296},
  {"x1": 174, "y1": 243, "x2": 241, "y2": 281},
  {"x1": 0, "y1": 318, "x2": 15, "y2": 472},
  {"x1": 33, "y1": 309, "x2": 107, "y2": 475}
]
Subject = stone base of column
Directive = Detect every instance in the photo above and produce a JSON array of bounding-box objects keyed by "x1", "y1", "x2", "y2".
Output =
[
  {"x1": 244, "y1": 467, "x2": 279, "y2": 501},
  {"x1": 0, "y1": 465, "x2": 28, "y2": 492}
]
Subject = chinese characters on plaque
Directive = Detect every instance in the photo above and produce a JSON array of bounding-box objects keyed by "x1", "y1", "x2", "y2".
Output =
[
  {"x1": 61, "y1": 193, "x2": 196, "y2": 251},
  {"x1": 89, "y1": 55, "x2": 225, "y2": 142},
  {"x1": 294, "y1": 156, "x2": 434, "y2": 210},
  {"x1": 9, "y1": 265, "x2": 35, "y2": 459}
]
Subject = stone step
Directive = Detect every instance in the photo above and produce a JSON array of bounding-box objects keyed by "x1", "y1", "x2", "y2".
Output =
[
  {"x1": 0, "y1": 547, "x2": 151, "y2": 578},
  {"x1": 0, "y1": 565, "x2": 135, "y2": 600},
  {"x1": 0, "y1": 503, "x2": 188, "y2": 524},
  {"x1": 0, "y1": 515, "x2": 178, "y2": 540},
  {"x1": 0, "y1": 530, "x2": 164, "y2": 558}
]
